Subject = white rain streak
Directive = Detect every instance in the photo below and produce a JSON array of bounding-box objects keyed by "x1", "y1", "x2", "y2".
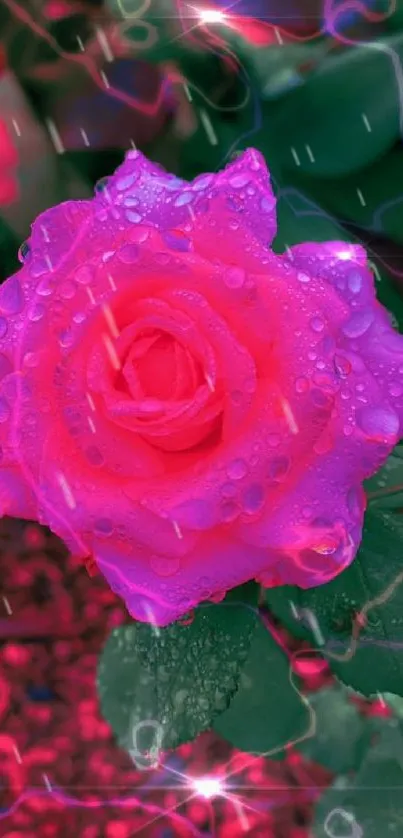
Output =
[
  {"x1": 12, "y1": 119, "x2": 21, "y2": 136},
  {"x1": 80, "y1": 128, "x2": 90, "y2": 147},
  {"x1": 45, "y1": 119, "x2": 65, "y2": 154},
  {"x1": 87, "y1": 416, "x2": 96, "y2": 434},
  {"x1": 199, "y1": 109, "x2": 218, "y2": 145},
  {"x1": 357, "y1": 188, "x2": 366, "y2": 207},
  {"x1": 107, "y1": 273, "x2": 117, "y2": 291},
  {"x1": 86, "y1": 391, "x2": 96, "y2": 411},
  {"x1": 281, "y1": 398, "x2": 299, "y2": 435},
  {"x1": 102, "y1": 303, "x2": 120, "y2": 338},
  {"x1": 56, "y1": 471, "x2": 77, "y2": 509},
  {"x1": 290, "y1": 147, "x2": 300, "y2": 166},
  {"x1": 172, "y1": 520, "x2": 183, "y2": 539},
  {"x1": 95, "y1": 26, "x2": 114, "y2": 62},
  {"x1": 2, "y1": 596, "x2": 12, "y2": 614},
  {"x1": 102, "y1": 333, "x2": 121, "y2": 370}
]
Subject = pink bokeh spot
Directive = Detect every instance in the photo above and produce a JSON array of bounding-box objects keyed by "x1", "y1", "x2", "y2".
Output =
[{"x1": 1, "y1": 148, "x2": 403, "y2": 625}]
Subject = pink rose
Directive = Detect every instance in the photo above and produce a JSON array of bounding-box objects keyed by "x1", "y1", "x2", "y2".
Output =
[{"x1": 2, "y1": 149, "x2": 403, "y2": 625}]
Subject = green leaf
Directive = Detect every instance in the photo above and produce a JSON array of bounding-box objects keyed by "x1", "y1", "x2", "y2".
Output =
[
  {"x1": 266, "y1": 508, "x2": 403, "y2": 696},
  {"x1": 296, "y1": 685, "x2": 369, "y2": 774},
  {"x1": 97, "y1": 583, "x2": 258, "y2": 754},
  {"x1": 213, "y1": 618, "x2": 309, "y2": 758},
  {"x1": 273, "y1": 188, "x2": 353, "y2": 254},
  {"x1": 269, "y1": 35, "x2": 403, "y2": 177},
  {"x1": 287, "y1": 147, "x2": 403, "y2": 246},
  {"x1": 312, "y1": 722, "x2": 403, "y2": 838},
  {"x1": 364, "y1": 443, "x2": 403, "y2": 510}
]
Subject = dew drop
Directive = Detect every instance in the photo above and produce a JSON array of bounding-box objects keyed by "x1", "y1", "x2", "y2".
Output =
[
  {"x1": 310, "y1": 316, "x2": 325, "y2": 333},
  {"x1": 267, "y1": 433, "x2": 281, "y2": 447},
  {"x1": 260, "y1": 196, "x2": 274, "y2": 212},
  {"x1": 226, "y1": 458, "x2": 248, "y2": 480},
  {"x1": 267, "y1": 456, "x2": 290, "y2": 479},
  {"x1": 347, "y1": 269, "x2": 362, "y2": 294},
  {"x1": 242, "y1": 483, "x2": 265, "y2": 514},
  {"x1": 0, "y1": 277, "x2": 24, "y2": 314},
  {"x1": 18, "y1": 240, "x2": 31, "y2": 263},
  {"x1": 59, "y1": 281, "x2": 76, "y2": 300},
  {"x1": 356, "y1": 405, "x2": 400, "y2": 442},
  {"x1": 174, "y1": 192, "x2": 194, "y2": 207},
  {"x1": 388, "y1": 381, "x2": 403, "y2": 397},
  {"x1": 342, "y1": 309, "x2": 374, "y2": 338},
  {"x1": 297, "y1": 272, "x2": 310, "y2": 283},
  {"x1": 162, "y1": 230, "x2": 192, "y2": 252},
  {"x1": 295, "y1": 377, "x2": 309, "y2": 393},
  {"x1": 75, "y1": 265, "x2": 94, "y2": 285},
  {"x1": 224, "y1": 266, "x2": 246, "y2": 289},
  {"x1": 116, "y1": 173, "x2": 136, "y2": 191},
  {"x1": 150, "y1": 555, "x2": 181, "y2": 577},
  {"x1": 36, "y1": 276, "x2": 55, "y2": 296},
  {"x1": 85, "y1": 445, "x2": 105, "y2": 466},
  {"x1": 229, "y1": 173, "x2": 251, "y2": 188},
  {"x1": 0, "y1": 318, "x2": 8, "y2": 339},
  {"x1": 117, "y1": 244, "x2": 139, "y2": 264},
  {"x1": 219, "y1": 500, "x2": 240, "y2": 522},
  {"x1": 334, "y1": 354, "x2": 352, "y2": 378},
  {"x1": 125, "y1": 210, "x2": 142, "y2": 224},
  {"x1": 94, "y1": 517, "x2": 114, "y2": 536},
  {"x1": 95, "y1": 176, "x2": 110, "y2": 194}
]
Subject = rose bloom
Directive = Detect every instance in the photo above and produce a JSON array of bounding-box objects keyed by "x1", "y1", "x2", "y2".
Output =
[{"x1": 1, "y1": 149, "x2": 403, "y2": 625}]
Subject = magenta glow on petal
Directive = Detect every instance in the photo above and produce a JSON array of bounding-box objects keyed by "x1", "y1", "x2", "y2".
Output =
[{"x1": 1, "y1": 148, "x2": 403, "y2": 625}]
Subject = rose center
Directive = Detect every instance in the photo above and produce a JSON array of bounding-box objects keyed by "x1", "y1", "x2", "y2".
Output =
[{"x1": 127, "y1": 329, "x2": 204, "y2": 402}]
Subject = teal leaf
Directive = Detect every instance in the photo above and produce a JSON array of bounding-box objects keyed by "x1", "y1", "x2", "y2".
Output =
[
  {"x1": 273, "y1": 188, "x2": 352, "y2": 254},
  {"x1": 297, "y1": 685, "x2": 369, "y2": 774},
  {"x1": 97, "y1": 583, "x2": 258, "y2": 754},
  {"x1": 269, "y1": 35, "x2": 403, "y2": 177},
  {"x1": 312, "y1": 722, "x2": 403, "y2": 837},
  {"x1": 364, "y1": 443, "x2": 403, "y2": 510},
  {"x1": 266, "y1": 509, "x2": 403, "y2": 696},
  {"x1": 213, "y1": 619, "x2": 310, "y2": 758}
]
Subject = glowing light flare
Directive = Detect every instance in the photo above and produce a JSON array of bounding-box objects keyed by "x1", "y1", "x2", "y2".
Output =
[
  {"x1": 193, "y1": 6, "x2": 228, "y2": 24},
  {"x1": 191, "y1": 775, "x2": 224, "y2": 798}
]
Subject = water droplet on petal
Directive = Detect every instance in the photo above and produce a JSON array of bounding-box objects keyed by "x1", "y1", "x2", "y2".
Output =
[
  {"x1": 174, "y1": 192, "x2": 194, "y2": 207},
  {"x1": 388, "y1": 381, "x2": 403, "y2": 397},
  {"x1": 242, "y1": 483, "x2": 265, "y2": 514},
  {"x1": 95, "y1": 176, "x2": 110, "y2": 193},
  {"x1": 219, "y1": 500, "x2": 240, "y2": 522},
  {"x1": 267, "y1": 456, "x2": 290, "y2": 479},
  {"x1": 295, "y1": 377, "x2": 309, "y2": 393},
  {"x1": 126, "y1": 210, "x2": 142, "y2": 224},
  {"x1": 356, "y1": 405, "x2": 400, "y2": 442},
  {"x1": 162, "y1": 230, "x2": 192, "y2": 252},
  {"x1": 75, "y1": 265, "x2": 94, "y2": 285},
  {"x1": 342, "y1": 309, "x2": 374, "y2": 338},
  {"x1": 0, "y1": 277, "x2": 24, "y2": 314},
  {"x1": 0, "y1": 318, "x2": 8, "y2": 339},
  {"x1": 59, "y1": 281, "x2": 76, "y2": 300},
  {"x1": 229, "y1": 173, "x2": 251, "y2": 188},
  {"x1": 117, "y1": 244, "x2": 139, "y2": 264},
  {"x1": 18, "y1": 240, "x2": 31, "y2": 263},
  {"x1": 85, "y1": 445, "x2": 105, "y2": 466},
  {"x1": 347, "y1": 269, "x2": 362, "y2": 294},
  {"x1": 94, "y1": 518, "x2": 114, "y2": 535},
  {"x1": 224, "y1": 267, "x2": 246, "y2": 289},
  {"x1": 227, "y1": 459, "x2": 248, "y2": 480},
  {"x1": 172, "y1": 499, "x2": 215, "y2": 530},
  {"x1": 334, "y1": 354, "x2": 352, "y2": 378},
  {"x1": 260, "y1": 196, "x2": 275, "y2": 212},
  {"x1": 297, "y1": 272, "x2": 310, "y2": 283},
  {"x1": 310, "y1": 316, "x2": 325, "y2": 333},
  {"x1": 150, "y1": 555, "x2": 181, "y2": 577},
  {"x1": 116, "y1": 173, "x2": 137, "y2": 191}
]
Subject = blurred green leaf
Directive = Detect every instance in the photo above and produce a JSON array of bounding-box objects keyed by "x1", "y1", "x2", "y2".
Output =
[
  {"x1": 297, "y1": 685, "x2": 369, "y2": 774},
  {"x1": 312, "y1": 722, "x2": 403, "y2": 837},
  {"x1": 364, "y1": 443, "x2": 403, "y2": 510},
  {"x1": 266, "y1": 509, "x2": 403, "y2": 696},
  {"x1": 289, "y1": 147, "x2": 403, "y2": 245},
  {"x1": 268, "y1": 35, "x2": 403, "y2": 177},
  {"x1": 97, "y1": 583, "x2": 258, "y2": 752},
  {"x1": 213, "y1": 619, "x2": 309, "y2": 757}
]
